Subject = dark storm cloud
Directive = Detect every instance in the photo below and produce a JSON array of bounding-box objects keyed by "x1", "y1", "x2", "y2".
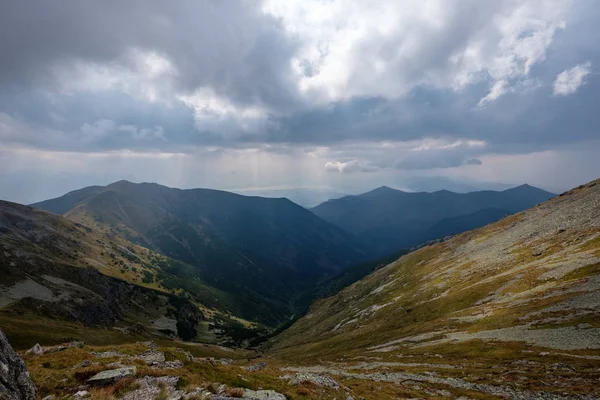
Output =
[
  {"x1": 0, "y1": 0, "x2": 599, "y2": 202},
  {"x1": 0, "y1": 1, "x2": 301, "y2": 110}
]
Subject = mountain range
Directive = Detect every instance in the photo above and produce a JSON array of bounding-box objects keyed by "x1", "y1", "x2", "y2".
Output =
[
  {"x1": 311, "y1": 184, "x2": 555, "y2": 257},
  {"x1": 2, "y1": 178, "x2": 598, "y2": 400},
  {"x1": 18, "y1": 180, "x2": 556, "y2": 337},
  {"x1": 29, "y1": 180, "x2": 369, "y2": 329}
]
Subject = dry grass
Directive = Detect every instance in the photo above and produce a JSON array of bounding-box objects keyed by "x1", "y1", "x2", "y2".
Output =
[
  {"x1": 296, "y1": 386, "x2": 312, "y2": 396},
  {"x1": 206, "y1": 382, "x2": 221, "y2": 394},
  {"x1": 226, "y1": 387, "x2": 245, "y2": 397},
  {"x1": 88, "y1": 377, "x2": 138, "y2": 400},
  {"x1": 73, "y1": 365, "x2": 107, "y2": 382}
]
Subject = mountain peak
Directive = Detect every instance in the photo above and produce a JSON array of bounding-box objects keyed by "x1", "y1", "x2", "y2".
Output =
[
  {"x1": 106, "y1": 179, "x2": 135, "y2": 188},
  {"x1": 362, "y1": 185, "x2": 402, "y2": 196},
  {"x1": 515, "y1": 183, "x2": 534, "y2": 189}
]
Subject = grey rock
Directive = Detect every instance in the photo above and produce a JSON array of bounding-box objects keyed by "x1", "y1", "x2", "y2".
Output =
[
  {"x1": 25, "y1": 343, "x2": 43, "y2": 356},
  {"x1": 93, "y1": 351, "x2": 125, "y2": 358},
  {"x1": 245, "y1": 361, "x2": 267, "y2": 372},
  {"x1": 73, "y1": 390, "x2": 89, "y2": 398},
  {"x1": 219, "y1": 358, "x2": 234, "y2": 365},
  {"x1": 46, "y1": 341, "x2": 84, "y2": 354},
  {"x1": 176, "y1": 348, "x2": 194, "y2": 361},
  {"x1": 243, "y1": 389, "x2": 286, "y2": 400},
  {"x1": 0, "y1": 328, "x2": 37, "y2": 400},
  {"x1": 123, "y1": 375, "x2": 180, "y2": 400},
  {"x1": 138, "y1": 349, "x2": 165, "y2": 365},
  {"x1": 136, "y1": 341, "x2": 157, "y2": 350},
  {"x1": 135, "y1": 350, "x2": 184, "y2": 369},
  {"x1": 72, "y1": 360, "x2": 92, "y2": 369},
  {"x1": 289, "y1": 372, "x2": 340, "y2": 389},
  {"x1": 106, "y1": 361, "x2": 125, "y2": 368},
  {"x1": 87, "y1": 366, "x2": 136, "y2": 385},
  {"x1": 157, "y1": 360, "x2": 184, "y2": 369}
]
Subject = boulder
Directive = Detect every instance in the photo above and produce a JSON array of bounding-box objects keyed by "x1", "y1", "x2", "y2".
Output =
[
  {"x1": 244, "y1": 361, "x2": 267, "y2": 372},
  {"x1": 25, "y1": 343, "x2": 43, "y2": 356},
  {"x1": 243, "y1": 389, "x2": 286, "y2": 400},
  {"x1": 0, "y1": 328, "x2": 37, "y2": 400},
  {"x1": 87, "y1": 366, "x2": 136, "y2": 385}
]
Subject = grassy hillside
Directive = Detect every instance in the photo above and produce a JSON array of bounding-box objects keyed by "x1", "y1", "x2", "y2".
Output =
[
  {"x1": 267, "y1": 179, "x2": 600, "y2": 399},
  {"x1": 0, "y1": 200, "x2": 263, "y2": 346}
]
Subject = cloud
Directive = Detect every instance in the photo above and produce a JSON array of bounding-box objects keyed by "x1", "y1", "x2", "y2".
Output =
[
  {"x1": 393, "y1": 139, "x2": 486, "y2": 170},
  {"x1": 325, "y1": 160, "x2": 378, "y2": 174},
  {"x1": 553, "y1": 62, "x2": 592, "y2": 96},
  {"x1": 0, "y1": 1, "x2": 599, "y2": 202},
  {"x1": 265, "y1": 0, "x2": 567, "y2": 103}
]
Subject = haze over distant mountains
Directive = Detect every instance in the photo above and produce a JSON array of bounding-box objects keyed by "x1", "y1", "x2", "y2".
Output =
[
  {"x1": 230, "y1": 188, "x2": 348, "y2": 208},
  {"x1": 311, "y1": 184, "x2": 556, "y2": 257}
]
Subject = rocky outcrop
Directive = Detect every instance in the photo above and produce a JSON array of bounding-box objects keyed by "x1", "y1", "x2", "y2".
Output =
[
  {"x1": 87, "y1": 366, "x2": 136, "y2": 385},
  {"x1": 0, "y1": 328, "x2": 36, "y2": 400}
]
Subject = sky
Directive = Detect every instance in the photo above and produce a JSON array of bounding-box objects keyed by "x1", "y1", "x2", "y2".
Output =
[{"x1": 1, "y1": 0, "x2": 599, "y2": 204}]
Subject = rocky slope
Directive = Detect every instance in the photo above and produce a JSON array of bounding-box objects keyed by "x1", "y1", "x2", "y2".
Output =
[
  {"x1": 270, "y1": 179, "x2": 600, "y2": 399},
  {"x1": 0, "y1": 328, "x2": 36, "y2": 400},
  {"x1": 312, "y1": 184, "x2": 555, "y2": 257},
  {"x1": 32, "y1": 180, "x2": 370, "y2": 326}
]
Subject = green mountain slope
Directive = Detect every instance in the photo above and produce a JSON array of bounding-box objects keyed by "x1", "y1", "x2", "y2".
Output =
[
  {"x1": 0, "y1": 200, "x2": 262, "y2": 345},
  {"x1": 311, "y1": 184, "x2": 555, "y2": 257},
  {"x1": 30, "y1": 185, "x2": 104, "y2": 215},
  {"x1": 275, "y1": 181, "x2": 600, "y2": 357},
  {"x1": 269, "y1": 180, "x2": 600, "y2": 398},
  {"x1": 32, "y1": 180, "x2": 369, "y2": 326}
]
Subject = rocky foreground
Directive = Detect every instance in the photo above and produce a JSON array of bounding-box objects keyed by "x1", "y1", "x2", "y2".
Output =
[
  {"x1": 4, "y1": 326, "x2": 600, "y2": 399},
  {"x1": 1, "y1": 330, "x2": 355, "y2": 399}
]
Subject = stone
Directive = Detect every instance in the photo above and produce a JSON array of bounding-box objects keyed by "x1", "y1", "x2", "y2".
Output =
[
  {"x1": 176, "y1": 348, "x2": 194, "y2": 361},
  {"x1": 87, "y1": 366, "x2": 136, "y2": 385},
  {"x1": 25, "y1": 343, "x2": 43, "y2": 356},
  {"x1": 72, "y1": 360, "x2": 92, "y2": 369},
  {"x1": 243, "y1": 389, "x2": 286, "y2": 400},
  {"x1": 122, "y1": 376, "x2": 180, "y2": 400},
  {"x1": 156, "y1": 360, "x2": 184, "y2": 369},
  {"x1": 219, "y1": 358, "x2": 234, "y2": 365},
  {"x1": 138, "y1": 350, "x2": 166, "y2": 365},
  {"x1": 0, "y1": 328, "x2": 37, "y2": 400},
  {"x1": 106, "y1": 361, "x2": 125, "y2": 368},
  {"x1": 245, "y1": 361, "x2": 267, "y2": 372},
  {"x1": 289, "y1": 373, "x2": 340, "y2": 389},
  {"x1": 93, "y1": 351, "x2": 125, "y2": 358},
  {"x1": 73, "y1": 390, "x2": 89, "y2": 398}
]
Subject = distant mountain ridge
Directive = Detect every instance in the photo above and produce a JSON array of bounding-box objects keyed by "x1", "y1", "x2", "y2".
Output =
[
  {"x1": 311, "y1": 184, "x2": 555, "y2": 257},
  {"x1": 31, "y1": 180, "x2": 369, "y2": 326}
]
